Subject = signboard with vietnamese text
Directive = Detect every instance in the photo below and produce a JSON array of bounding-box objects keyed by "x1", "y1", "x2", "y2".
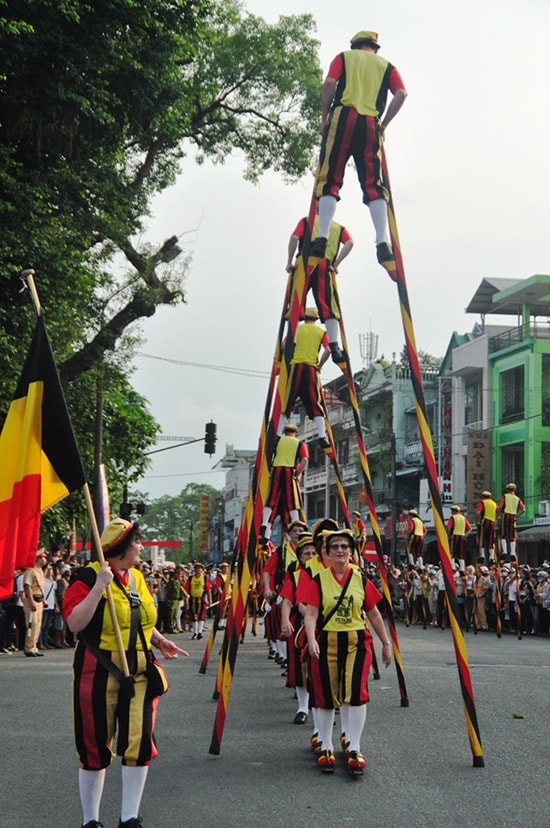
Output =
[
  {"x1": 439, "y1": 377, "x2": 453, "y2": 503},
  {"x1": 466, "y1": 430, "x2": 492, "y2": 524}
]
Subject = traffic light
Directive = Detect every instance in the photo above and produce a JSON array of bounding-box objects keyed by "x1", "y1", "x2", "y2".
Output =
[{"x1": 204, "y1": 421, "x2": 217, "y2": 456}]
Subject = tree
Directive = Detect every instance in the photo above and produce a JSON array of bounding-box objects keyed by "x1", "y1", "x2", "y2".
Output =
[
  {"x1": 0, "y1": 0, "x2": 322, "y2": 400},
  {"x1": 134, "y1": 483, "x2": 222, "y2": 562},
  {"x1": 399, "y1": 346, "x2": 442, "y2": 373},
  {"x1": 0, "y1": 0, "x2": 321, "y2": 543}
]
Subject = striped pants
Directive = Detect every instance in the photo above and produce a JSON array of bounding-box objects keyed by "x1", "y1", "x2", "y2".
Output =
[
  {"x1": 308, "y1": 628, "x2": 372, "y2": 709},
  {"x1": 72, "y1": 644, "x2": 160, "y2": 770},
  {"x1": 316, "y1": 105, "x2": 388, "y2": 205}
]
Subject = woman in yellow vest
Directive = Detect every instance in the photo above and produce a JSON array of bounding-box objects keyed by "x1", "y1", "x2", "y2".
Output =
[
  {"x1": 303, "y1": 529, "x2": 391, "y2": 776},
  {"x1": 64, "y1": 518, "x2": 188, "y2": 828}
]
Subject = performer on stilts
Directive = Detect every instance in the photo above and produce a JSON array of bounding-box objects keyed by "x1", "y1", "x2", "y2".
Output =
[
  {"x1": 287, "y1": 215, "x2": 354, "y2": 363},
  {"x1": 277, "y1": 307, "x2": 331, "y2": 449},
  {"x1": 261, "y1": 423, "x2": 308, "y2": 542},
  {"x1": 311, "y1": 30, "x2": 407, "y2": 270},
  {"x1": 476, "y1": 490, "x2": 497, "y2": 563}
]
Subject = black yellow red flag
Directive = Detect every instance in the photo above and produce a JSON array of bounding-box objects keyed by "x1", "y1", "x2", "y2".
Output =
[{"x1": 0, "y1": 316, "x2": 86, "y2": 598}]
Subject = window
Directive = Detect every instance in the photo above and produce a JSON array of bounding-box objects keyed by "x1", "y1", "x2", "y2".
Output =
[
  {"x1": 337, "y1": 438, "x2": 349, "y2": 464},
  {"x1": 464, "y1": 380, "x2": 481, "y2": 425},
  {"x1": 501, "y1": 445, "x2": 524, "y2": 493},
  {"x1": 542, "y1": 355, "x2": 550, "y2": 427},
  {"x1": 501, "y1": 366, "x2": 524, "y2": 423}
]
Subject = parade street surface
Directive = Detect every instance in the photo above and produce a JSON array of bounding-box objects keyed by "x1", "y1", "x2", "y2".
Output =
[{"x1": 1, "y1": 624, "x2": 548, "y2": 828}]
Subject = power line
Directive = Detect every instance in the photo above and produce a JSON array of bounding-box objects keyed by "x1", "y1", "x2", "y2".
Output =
[{"x1": 136, "y1": 351, "x2": 270, "y2": 379}]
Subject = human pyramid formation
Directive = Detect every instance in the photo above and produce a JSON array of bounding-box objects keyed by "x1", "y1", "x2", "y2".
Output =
[{"x1": 253, "y1": 29, "x2": 408, "y2": 777}]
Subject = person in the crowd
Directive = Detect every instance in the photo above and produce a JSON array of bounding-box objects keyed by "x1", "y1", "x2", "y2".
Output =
[{"x1": 22, "y1": 548, "x2": 48, "y2": 657}]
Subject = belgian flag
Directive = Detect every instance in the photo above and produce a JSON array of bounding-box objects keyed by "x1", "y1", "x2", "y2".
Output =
[{"x1": 0, "y1": 316, "x2": 86, "y2": 599}]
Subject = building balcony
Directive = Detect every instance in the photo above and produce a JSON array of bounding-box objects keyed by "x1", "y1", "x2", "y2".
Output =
[{"x1": 488, "y1": 324, "x2": 550, "y2": 354}]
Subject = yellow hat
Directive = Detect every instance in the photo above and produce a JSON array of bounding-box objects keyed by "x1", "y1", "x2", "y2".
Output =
[
  {"x1": 283, "y1": 422, "x2": 298, "y2": 433},
  {"x1": 296, "y1": 533, "x2": 314, "y2": 551},
  {"x1": 451, "y1": 505, "x2": 461, "y2": 512},
  {"x1": 101, "y1": 518, "x2": 135, "y2": 554},
  {"x1": 408, "y1": 509, "x2": 418, "y2": 516},
  {"x1": 304, "y1": 306, "x2": 319, "y2": 320},
  {"x1": 481, "y1": 490, "x2": 492, "y2": 498},
  {"x1": 350, "y1": 30, "x2": 380, "y2": 49},
  {"x1": 506, "y1": 482, "x2": 516, "y2": 490},
  {"x1": 288, "y1": 519, "x2": 308, "y2": 532}
]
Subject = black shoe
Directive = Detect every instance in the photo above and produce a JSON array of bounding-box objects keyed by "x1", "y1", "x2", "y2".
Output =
[
  {"x1": 318, "y1": 437, "x2": 331, "y2": 451},
  {"x1": 293, "y1": 711, "x2": 308, "y2": 724},
  {"x1": 310, "y1": 237, "x2": 327, "y2": 258},
  {"x1": 197, "y1": 633, "x2": 203, "y2": 640},
  {"x1": 376, "y1": 242, "x2": 394, "y2": 263},
  {"x1": 329, "y1": 342, "x2": 345, "y2": 364},
  {"x1": 118, "y1": 819, "x2": 143, "y2": 828},
  {"x1": 83, "y1": 821, "x2": 104, "y2": 828},
  {"x1": 25, "y1": 651, "x2": 44, "y2": 657}
]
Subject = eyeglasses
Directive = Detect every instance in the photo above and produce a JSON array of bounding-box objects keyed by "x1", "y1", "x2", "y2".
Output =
[{"x1": 330, "y1": 544, "x2": 350, "y2": 550}]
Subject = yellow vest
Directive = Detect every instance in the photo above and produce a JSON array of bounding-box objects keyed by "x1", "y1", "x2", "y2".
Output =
[
  {"x1": 190, "y1": 573, "x2": 207, "y2": 598},
  {"x1": 87, "y1": 562, "x2": 156, "y2": 651},
  {"x1": 504, "y1": 493, "x2": 520, "y2": 515},
  {"x1": 339, "y1": 50, "x2": 391, "y2": 116},
  {"x1": 481, "y1": 498, "x2": 497, "y2": 521},
  {"x1": 451, "y1": 514, "x2": 467, "y2": 536},
  {"x1": 273, "y1": 435, "x2": 300, "y2": 468},
  {"x1": 315, "y1": 566, "x2": 366, "y2": 632},
  {"x1": 291, "y1": 322, "x2": 326, "y2": 366},
  {"x1": 307, "y1": 216, "x2": 344, "y2": 262}
]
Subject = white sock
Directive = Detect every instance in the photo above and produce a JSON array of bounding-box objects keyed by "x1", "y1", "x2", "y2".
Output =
[
  {"x1": 368, "y1": 198, "x2": 391, "y2": 244},
  {"x1": 339, "y1": 703, "x2": 349, "y2": 745},
  {"x1": 120, "y1": 765, "x2": 149, "y2": 823},
  {"x1": 79, "y1": 768, "x2": 106, "y2": 824},
  {"x1": 311, "y1": 706, "x2": 319, "y2": 738},
  {"x1": 199, "y1": 620, "x2": 204, "y2": 634},
  {"x1": 317, "y1": 196, "x2": 337, "y2": 238},
  {"x1": 324, "y1": 318, "x2": 339, "y2": 343},
  {"x1": 276, "y1": 639, "x2": 287, "y2": 660},
  {"x1": 344, "y1": 703, "x2": 367, "y2": 753},
  {"x1": 314, "y1": 416, "x2": 326, "y2": 439},
  {"x1": 316, "y1": 707, "x2": 335, "y2": 753},
  {"x1": 296, "y1": 685, "x2": 309, "y2": 714}
]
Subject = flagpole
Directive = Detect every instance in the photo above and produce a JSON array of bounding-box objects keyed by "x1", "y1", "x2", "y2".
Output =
[
  {"x1": 20, "y1": 269, "x2": 131, "y2": 680},
  {"x1": 82, "y1": 483, "x2": 131, "y2": 678}
]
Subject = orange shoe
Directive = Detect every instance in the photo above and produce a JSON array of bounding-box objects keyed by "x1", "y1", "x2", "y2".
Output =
[
  {"x1": 317, "y1": 749, "x2": 336, "y2": 773},
  {"x1": 347, "y1": 750, "x2": 366, "y2": 776}
]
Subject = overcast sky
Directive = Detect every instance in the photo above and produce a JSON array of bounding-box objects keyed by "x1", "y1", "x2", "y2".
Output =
[{"x1": 130, "y1": 0, "x2": 550, "y2": 500}]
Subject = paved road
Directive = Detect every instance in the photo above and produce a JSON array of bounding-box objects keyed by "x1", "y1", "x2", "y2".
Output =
[{"x1": 0, "y1": 623, "x2": 548, "y2": 828}]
